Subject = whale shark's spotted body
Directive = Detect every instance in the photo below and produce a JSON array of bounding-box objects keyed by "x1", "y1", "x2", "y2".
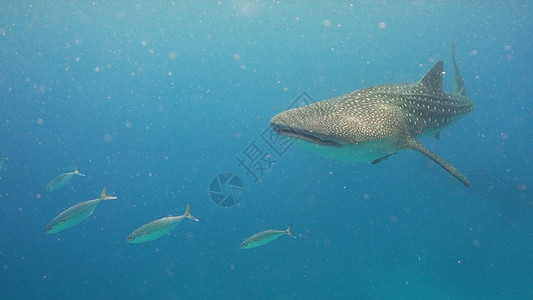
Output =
[{"x1": 270, "y1": 43, "x2": 476, "y2": 186}]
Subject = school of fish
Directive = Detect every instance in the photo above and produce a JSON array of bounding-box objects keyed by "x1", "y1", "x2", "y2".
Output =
[{"x1": 36, "y1": 167, "x2": 293, "y2": 248}]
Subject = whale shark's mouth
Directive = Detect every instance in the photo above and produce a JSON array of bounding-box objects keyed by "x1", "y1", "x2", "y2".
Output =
[{"x1": 271, "y1": 124, "x2": 342, "y2": 147}]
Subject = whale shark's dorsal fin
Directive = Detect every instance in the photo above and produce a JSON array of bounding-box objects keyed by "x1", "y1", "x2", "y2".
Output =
[
  {"x1": 452, "y1": 41, "x2": 467, "y2": 96},
  {"x1": 419, "y1": 60, "x2": 444, "y2": 93}
]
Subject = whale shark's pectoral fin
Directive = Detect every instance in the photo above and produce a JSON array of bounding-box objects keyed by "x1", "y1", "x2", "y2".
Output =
[
  {"x1": 371, "y1": 153, "x2": 397, "y2": 165},
  {"x1": 434, "y1": 131, "x2": 441, "y2": 140},
  {"x1": 405, "y1": 138, "x2": 470, "y2": 187}
]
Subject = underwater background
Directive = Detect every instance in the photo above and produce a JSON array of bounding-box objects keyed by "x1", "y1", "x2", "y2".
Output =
[{"x1": 1, "y1": 1, "x2": 532, "y2": 299}]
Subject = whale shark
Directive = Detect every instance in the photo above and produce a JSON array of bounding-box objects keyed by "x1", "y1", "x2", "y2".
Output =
[{"x1": 270, "y1": 43, "x2": 476, "y2": 186}]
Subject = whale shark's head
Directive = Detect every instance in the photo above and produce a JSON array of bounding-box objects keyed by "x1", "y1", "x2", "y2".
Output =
[
  {"x1": 270, "y1": 91, "x2": 407, "y2": 148},
  {"x1": 270, "y1": 106, "x2": 343, "y2": 147}
]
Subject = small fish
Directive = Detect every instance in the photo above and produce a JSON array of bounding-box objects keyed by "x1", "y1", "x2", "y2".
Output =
[
  {"x1": 0, "y1": 157, "x2": 7, "y2": 169},
  {"x1": 46, "y1": 168, "x2": 86, "y2": 192},
  {"x1": 126, "y1": 204, "x2": 199, "y2": 244},
  {"x1": 44, "y1": 186, "x2": 117, "y2": 234},
  {"x1": 240, "y1": 223, "x2": 296, "y2": 249}
]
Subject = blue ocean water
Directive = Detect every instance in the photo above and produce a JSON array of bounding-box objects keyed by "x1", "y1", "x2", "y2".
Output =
[{"x1": 1, "y1": 1, "x2": 532, "y2": 299}]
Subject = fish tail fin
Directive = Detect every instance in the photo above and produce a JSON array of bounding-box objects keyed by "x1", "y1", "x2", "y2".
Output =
[
  {"x1": 73, "y1": 167, "x2": 86, "y2": 177},
  {"x1": 184, "y1": 203, "x2": 199, "y2": 222},
  {"x1": 99, "y1": 185, "x2": 118, "y2": 200},
  {"x1": 286, "y1": 223, "x2": 297, "y2": 238}
]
